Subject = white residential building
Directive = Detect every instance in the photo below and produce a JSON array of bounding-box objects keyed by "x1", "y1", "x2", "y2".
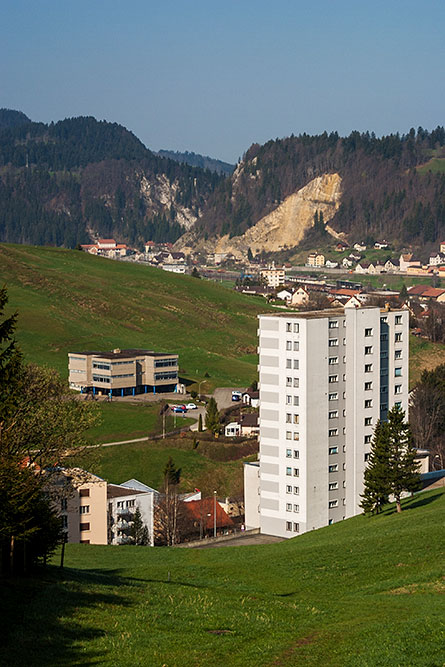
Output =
[{"x1": 247, "y1": 306, "x2": 409, "y2": 538}]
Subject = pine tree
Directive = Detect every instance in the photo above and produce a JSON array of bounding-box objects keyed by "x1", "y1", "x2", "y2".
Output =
[
  {"x1": 360, "y1": 420, "x2": 392, "y2": 514},
  {"x1": 198, "y1": 413, "x2": 203, "y2": 432},
  {"x1": 361, "y1": 406, "x2": 420, "y2": 515},
  {"x1": 387, "y1": 406, "x2": 420, "y2": 513},
  {"x1": 205, "y1": 397, "x2": 220, "y2": 434},
  {"x1": 130, "y1": 507, "x2": 149, "y2": 546}
]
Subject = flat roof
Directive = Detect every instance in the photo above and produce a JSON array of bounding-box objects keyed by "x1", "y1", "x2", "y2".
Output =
[
  {"x1": 259, "y1": 308, "x2": 345, "y2": 319},
  {"x1": 259, "y1": 305, "x2": 405, "y2": 320},
  {"x1": 69, "y1": 349, "x2": 177, "y2": 359}
]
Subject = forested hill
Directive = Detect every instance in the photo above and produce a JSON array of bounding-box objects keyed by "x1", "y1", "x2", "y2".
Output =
[
  {"x1": 0, "y1": 108, "x2": 31, "y2": 130},
  {"x1": 195, "y1": 128, "x2": 445, "y2": 246},
  {"x1": 157, "y1": 149, "x2": 235, "y2": 175},
  {"x1": 0, "y1": 114, "x2": 223, "y2": 248}
]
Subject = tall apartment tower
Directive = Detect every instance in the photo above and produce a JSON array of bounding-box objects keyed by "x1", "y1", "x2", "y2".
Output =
[{"x1": 256, "y1": 306, "x2": 409, "y2": 538}]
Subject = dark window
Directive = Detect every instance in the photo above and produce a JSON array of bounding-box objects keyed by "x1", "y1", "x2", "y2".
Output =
[
  {"x1": 79, "y1": 522, "x2": 90, "y2": 531},
  {"x1": 79, "y1": 488, "x2": 90, "y2": 497}
]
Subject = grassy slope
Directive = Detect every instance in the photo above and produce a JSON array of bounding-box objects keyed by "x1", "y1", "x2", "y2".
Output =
[
  {"x1": 86, "y1": 401, "x2": 194, "y2": 444},
  {"x1": 86, "y1": 436, "x2": 247, "y2": 496},
  {"x1": 3, "y1": 490, "x2": 444, "y2": 666},
  {"x1": 0, "y1": 244, "x2": 271, "y2": 388}
]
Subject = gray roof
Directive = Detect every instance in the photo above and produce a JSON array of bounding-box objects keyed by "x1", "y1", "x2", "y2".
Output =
[{"x1": 121, "y1": 479, "x2": 158, "y2": 493}]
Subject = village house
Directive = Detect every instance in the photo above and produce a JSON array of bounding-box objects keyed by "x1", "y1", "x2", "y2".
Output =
[
  {"x1": 399, "y1": 253, "x2": 422, "y2": 273},
  {"x1": 407, "y1": 285, "x2": 445, "y2": 303},
  {"x1": 353, "y1": 242, "x2": 367, "y2": 252},
  {"x1": 335, "y1": 241, "x2": 349, "y2": 252},
  {"x1": 107, "y1": 480, "x2": 157, "y2": 546},
  {"x1": 429, "y1": 252, "x2": 445, "y2": 267},
  {"x1": 276, "y1": 289, "x2": 293, "y2": 302},
  {"x1": 342, "y1": 257, "x2": 354, "y2": 268},
  {"x1": 306, "y1": 252, "x2": 325, "y2": 267},
  {"x1": 260, "y1": 263, "x2": 286, "y2": 287},
  {"x1": 242, "y1": 389, "x2": 259, "y2": 408},
  {"x1": 325, "y1": 259, "x2": 339, "y2": 269},
  {"x1": 290, "y1": 286, "x2": 310, "y2": 306},
  {"x1": 355, "y1": 260, "x2": 371, "y2": 274},
  {"x1": 385, "y1": 258, "x2": 400, "y2": 273}
]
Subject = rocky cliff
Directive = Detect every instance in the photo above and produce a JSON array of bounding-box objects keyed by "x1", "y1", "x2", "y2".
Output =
[{"x1": 178, "y1": 173, "x2": 342, "y2": 258}]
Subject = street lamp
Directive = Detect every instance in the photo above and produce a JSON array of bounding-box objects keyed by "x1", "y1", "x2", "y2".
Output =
[{"x1": 213, "y1": 490, "x2": 217, "y2": 538}]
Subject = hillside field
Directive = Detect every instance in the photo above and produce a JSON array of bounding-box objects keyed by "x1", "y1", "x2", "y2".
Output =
[
  {"x1": 2, "y1": 243, "x2": 444, "y2": 400},
  {"x1": 0, "y1": 244, "x2": 269, "y2": 389},
  {"x1": 3, "y1": 489, "x2": 444, "y2": 666}
]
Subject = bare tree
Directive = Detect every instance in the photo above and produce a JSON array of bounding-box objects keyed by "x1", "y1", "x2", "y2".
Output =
[
  {"x1": 153, "y1": 457, "x2": 186, "y2": 545},
  {"x1": 410, "y1": 384, "x2": 445, "y2": 470}
]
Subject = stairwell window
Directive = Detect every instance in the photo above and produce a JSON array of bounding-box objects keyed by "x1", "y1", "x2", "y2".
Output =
[
  {"x1": 329, "y1": 500, "x2": 338, "y2": 509},
  {"x1": 286, "y1": 467, "x2": 292, "y2": 476},
  {"x1": 286, "y1": 377, "x2": 292, "y2": 386},
  {"x1": 395, "y1": 384, "x2": 402, "y2": 394},
  {"x1": 294, "y1": 360, "x2": 299, "y2": 370},
  {"x1": 329, "y1": 411, "x2": 338, "y2": 419},
  {"x1": 329, "y1": 392, "x2": 338, "y2": 401},
  {"x1": 365, "y1": 364, "x2": 373, "y2": 373},
  {"x1": 286, "y1": 431, "x2": 292, "y2": 440},
  {"x1": 329, "y1": 428, "x2": 338, "y2": 437},
  {"x1": 395, "y1": 315, "x2": 402, "y2": 324},
  {"x1": 329, "y1": 375, "x2": 338, "y2": 383},
  {"x1": 329, "y1": 446, "x2": 338, "y2": 454},
  {"x1": 286, "y1": 503, "x2": 292, "y2": 511},
  {"x1": 329, "y1": 357, "x2": 338, "y2": 365},
  {"x1": 294, "y1": 468, "x2": 299, "y2": 477},
  {"x1": 395, "y1": 367, "x2": 402, "y2": 377},
  {"x1": 329, "y1": 464, "x2": 338, "y2": 473},
  {"x1": 294, "y1": 504, "x2": 299, "y2": 512},
  {"x1": 294, "y1": 486, "x2": 299, "y2": 495},
  {"x1": 329, "y1": 482, "x2": 338, "y2": 490},
  {"x1": 395, "y1": 350, "x2": 402, "y2": 359},
  {"x1": 294, "y1": 414, "x2": 299, "y2": 424},
  {"x1": 286, "y1": 323, "x2": 292, "y2": 332},
  {"x1": 294, "y1": 341, "x2": 299, "y2": 351},
  {"x1": 364, "y1": 399, "x2": 372, "y2": 408},
  {"x1": 294, "y1": 378, "x2": 299, "y2": 388},
  {"x1": 364, "y1": 435, "x2": 372, "y2": 444},
  {"x1": 365, "y1": 381, "x2": 372, "y2": 390},
  {"x1": 293, "y1": 323, "x2": 299, "y2": 333},
  {"x1": 395, "y1": 332, "x2": 402, "y2": 342},
  {"x1": 286, "y1": 485, "x2": 292, "y2": 493},
  {"x1": 364, "y1": 417, "x2": 372, "y2": 426},
  {"x1": 286, "y1": 359, "x2": 292, "y2": 369},
  {"x1": 329, "y1": 321, "x2": 338, "y2": 328},
  {"x1": 329, "y1": 339, "x2": 339, "y2": 347},
  {"x1": 365, "y1": 346, "x2": 373, "y2": 355},
  {"x1": 286, "y1": 449, "x2": 292, "y2": 458},
  {"x1": 286, "y1": 341, "x2": 292, "y2": 350},
  {"x1": 365, "y1": 328, "x2": 373, "y2": 337},
  {"x1": 293, "y1": 396, "x2": 299, "y2": 406},
  {"x1": 294, "y1": 450, "x2": 299, "y2": 459}
]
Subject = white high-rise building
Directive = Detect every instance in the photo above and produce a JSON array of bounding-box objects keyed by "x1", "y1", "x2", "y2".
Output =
[{"x1": 244, "y1": 306, "x2": 409, "y2": 538}]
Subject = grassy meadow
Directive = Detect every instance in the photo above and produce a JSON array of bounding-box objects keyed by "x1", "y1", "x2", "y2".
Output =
[
  {"x1": 3, "y1": 489, "x2": 444, "y2": 666},
  {"x1": 0, "y1": 243, "x2": 272, "y2": 389},
  {"x1": 85, "y1": 434, "x2": 250, "y2": 497},
  {"x1": 85, "y1": 401, "x2": 195, "y2": 444}
]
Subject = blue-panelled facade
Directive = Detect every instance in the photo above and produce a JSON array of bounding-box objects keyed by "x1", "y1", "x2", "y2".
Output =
[{"x1": 68, "y1": 348, "x2": 179, "y2": 395}]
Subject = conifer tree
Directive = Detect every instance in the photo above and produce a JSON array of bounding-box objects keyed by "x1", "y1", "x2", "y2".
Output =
[
  {"x1": 205, "y1": 397, "x2": 220, "y2": 434},
  {"x1": 198, "y1": 413, "x2": 203, "y2": 432},
  {"x1": 130, "y1": 507, "x2": 149, "y2": 546},
  {"x1": 360, "y1": 420, "x2": 391, "y2": 514},
  {"x1": 387, "y1": 405, "x2": 420, "y2": 513}
]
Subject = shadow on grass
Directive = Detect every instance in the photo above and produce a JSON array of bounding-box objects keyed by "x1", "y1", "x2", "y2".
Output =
[
  {"x1": 381, "y1": 490, "x2": 443, "y2": 516},
  {"x1": 1, "y1": 566, "x2": 134, "y2": 666}
]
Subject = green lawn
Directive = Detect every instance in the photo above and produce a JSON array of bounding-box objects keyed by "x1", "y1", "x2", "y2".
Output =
[
  {"x1": 0, "y1": 244, "x2": 273, "y2": 389},
  {"x1": 3, "y1": 489, "x2": 444, "y2": 666},
  {"x1": 85, "y1": 435, "x2": 247, "y2": 497},
  {"x1": 86, "y1": 401, "x2": 195, "y2": 444}
]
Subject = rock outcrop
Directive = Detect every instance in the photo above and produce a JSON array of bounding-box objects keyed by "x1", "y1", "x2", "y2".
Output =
[{"x1": 177, "y1": 173, "x2": 342, "y2": 257}]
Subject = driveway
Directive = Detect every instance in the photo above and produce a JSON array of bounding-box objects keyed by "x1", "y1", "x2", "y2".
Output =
[{"x1": 213, "y1": 387, "x2": 247, "y2": 410}]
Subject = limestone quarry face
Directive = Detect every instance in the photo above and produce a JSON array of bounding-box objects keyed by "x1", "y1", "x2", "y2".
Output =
[{"x1": 178, "y1": 172, "x2": 342, "y2": 257}]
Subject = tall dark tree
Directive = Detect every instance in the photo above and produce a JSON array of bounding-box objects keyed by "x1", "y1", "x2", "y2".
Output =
[
  {"x1": 360, "y1": 420, "x2": 392, "y2": 515},
  {"x1": 205, "y1": 397, "x2": 220, "y2": 434},
  {"x1": 387, "y1": 406, "x2": 420, "y2": 512},
  {"x1": 130, "y1": 507, "x2": 149, "y2": 546}
]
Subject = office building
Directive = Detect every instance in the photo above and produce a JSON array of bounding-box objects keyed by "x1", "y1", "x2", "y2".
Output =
[
  {"x1": 246, "y1": 305, "x2": 409, "y2": 538},
  {"x1": 68, "y1": 348, "x2": 179, "y2": 395}
]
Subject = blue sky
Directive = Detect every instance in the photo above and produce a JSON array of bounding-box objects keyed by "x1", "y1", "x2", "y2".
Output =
[{"x1": 2, "y1": 0, "x2": 444, "y2": 162}]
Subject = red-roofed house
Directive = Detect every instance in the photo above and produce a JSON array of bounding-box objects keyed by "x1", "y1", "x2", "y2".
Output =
[
  {"x1": 97, "y1": 239, "x2": 116, "y2": 249},
  {"x1": 182, "y1": 497, "x2": 234, "y2": 539}
]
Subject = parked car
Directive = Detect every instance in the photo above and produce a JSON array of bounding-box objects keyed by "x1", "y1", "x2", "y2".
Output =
[
  {"x1": 232, "y1": 390, "x2": 242, "y2": 402},
  {"x1": 172, "y1": 404, "x2": 187, "y2": 413},
  {"x1": 186, "y1": 402, "x2": 197, "y2": 410}
]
